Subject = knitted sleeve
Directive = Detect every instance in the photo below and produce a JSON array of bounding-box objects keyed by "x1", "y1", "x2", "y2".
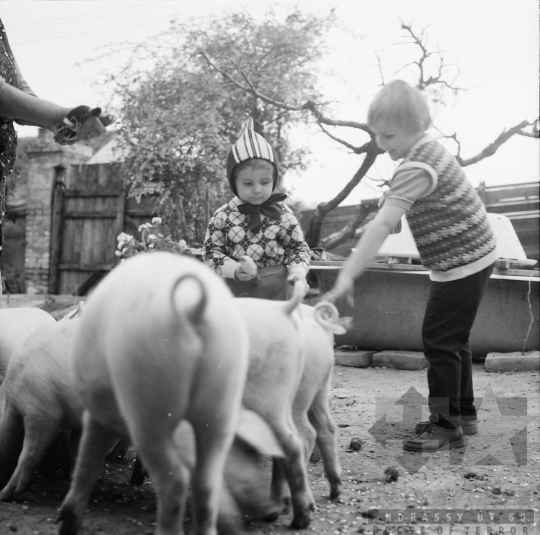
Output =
[
  {"x1": 279, "y1": 205, "x2": 311, "y2": 278},
  {"x1": 202, "y1": 206, "x2": 240, "y2": 279}
]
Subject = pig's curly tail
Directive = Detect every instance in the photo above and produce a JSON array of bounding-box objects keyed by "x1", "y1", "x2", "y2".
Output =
[
  {"x1": 313, "y1": 301, "x2": 339, "y2": 323},
  {"x1": 313, "y1": 302, "x2": 350, "y2": 335},
  {"x1": 170, "y1": 274, "x2": 208, "y2": 325},
  {"x1": 282, "y1": 278, "x2": 307, "y2": 316}
]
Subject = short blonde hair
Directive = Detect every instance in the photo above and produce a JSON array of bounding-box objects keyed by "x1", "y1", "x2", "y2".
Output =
[{"x1": 367, "y1": 80, "x2": 431, "y2": 133}]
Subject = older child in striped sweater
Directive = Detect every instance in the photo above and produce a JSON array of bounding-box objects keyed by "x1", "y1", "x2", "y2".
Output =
[{"x1": 324, "y1": 80, "x2": 497, "y2": 453}]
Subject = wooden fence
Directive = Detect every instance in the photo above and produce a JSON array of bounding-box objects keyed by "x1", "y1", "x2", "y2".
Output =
[{"x1": 49, "y1": 163, "x2": 155, "y2": 295}]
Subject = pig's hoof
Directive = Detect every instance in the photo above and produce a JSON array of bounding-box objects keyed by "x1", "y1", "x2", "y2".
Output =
[
  {"x1": 57, "y1": 507, "x2": 80, "y2": 535},
  {"x1": 0, "y1": 485, "x2": 19, "y2": 503},
  {"x1": 290, "y1": 510, "x2": 311, "y2": 530},
  {"x1": 262, "y1": 510, "x2": 279, "y2": 523},
  {"x1": 329, "y1": 486, "x2": 341, "y2": 500}
]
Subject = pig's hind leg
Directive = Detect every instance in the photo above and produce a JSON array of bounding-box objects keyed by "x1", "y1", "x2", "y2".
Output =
[
  {"x1": 268, "y1": 416, "x2": 314, "y2": 529},
  {"x1": 134, "y1": 430, "x2": 191, "y2": 535},
  {"x1": 0, "y1": 413, "x2": 61, "y2": 501},
  {"x1": 268, "y1": 412, "x2": 317, "y2": 519},
  {"x1": 188, "y1": 411, "x2": 240, "y2": 535},
  {"x1": 308, "y1": 386, "x2": 342, "y2": 500},
  {"x1": 0, "y1": 404, "x2": 24, "y2": 496},
  {"x1": 58, "y1": 411, "x2": 118, "y2": 535}
]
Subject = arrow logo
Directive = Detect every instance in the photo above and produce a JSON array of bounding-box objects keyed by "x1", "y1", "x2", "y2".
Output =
[
  {"x1": 368, "y1": 385, "x2": 534, "y2": 474},
  {"x1": 369, "y1": 387, "x2": 431, "y2": 474}
]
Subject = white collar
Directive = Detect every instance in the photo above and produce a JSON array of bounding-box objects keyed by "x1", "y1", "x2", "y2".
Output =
[{"x1": 405, "y1": 133, "x2": 434, "y2": 158}]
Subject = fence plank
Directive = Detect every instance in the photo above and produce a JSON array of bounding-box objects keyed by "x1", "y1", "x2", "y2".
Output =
[{"x1": 48, "y1": 182, "x2": 65, "y2": 294}]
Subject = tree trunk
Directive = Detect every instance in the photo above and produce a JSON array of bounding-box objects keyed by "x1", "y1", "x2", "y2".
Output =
[
  {"x1": 320, "y1": 198, "x2": 378, "y2": 250},
  {"x1": 304, "y1": 145, "x2": 378, "y2": 248},
  {"x1": 172, "y1": 186, "x2": 189, "y2": 242}
]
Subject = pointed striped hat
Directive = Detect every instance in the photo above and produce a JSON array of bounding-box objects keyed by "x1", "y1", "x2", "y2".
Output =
[{"x1": 226, "y1": 117, "x2": 280, "y2": 196}]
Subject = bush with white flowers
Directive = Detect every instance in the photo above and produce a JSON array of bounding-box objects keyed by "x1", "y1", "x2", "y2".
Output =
[{"x1": 116, "y1": 217, "x2": 192, "y2": 260}]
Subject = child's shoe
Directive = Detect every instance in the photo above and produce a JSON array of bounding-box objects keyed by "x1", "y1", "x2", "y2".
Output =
[
  {"x1": 404, "y1": 423, "x2": 465, "y2": 452},
  {"x1": 415, "y1": 418, "x2": 478, "y2": 435}
]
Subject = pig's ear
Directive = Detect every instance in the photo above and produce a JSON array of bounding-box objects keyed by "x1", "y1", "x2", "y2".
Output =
[{"x1": 235, "y1": 408, "x2": 284, "y2": 458}]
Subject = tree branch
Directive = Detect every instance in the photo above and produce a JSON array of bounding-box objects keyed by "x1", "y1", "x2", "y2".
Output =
[
  {"x1": 198, "y1": 51, "x2": 373, "y2": 134},
  {"x1": 320, "y1": 198, "x2": 378, "y2": 250},
  {"x1": 399, "y1": 21, "x2": 466, "y2": 93},
  {"x1": 317, "y1": 122, "x2": 372, "y2": 153},
  {"x1": 458, "y1": 119, "x2": 539, "y2": 166}
]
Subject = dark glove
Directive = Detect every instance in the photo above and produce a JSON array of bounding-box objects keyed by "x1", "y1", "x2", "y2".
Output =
[{"x1": 53, "y1": 106, "x2": 113, "y2": 145}]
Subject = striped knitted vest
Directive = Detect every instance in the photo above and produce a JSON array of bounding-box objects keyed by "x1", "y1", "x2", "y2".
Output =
[{"x1": 401, "y1": 139, "x2": 496, "y2": 272}]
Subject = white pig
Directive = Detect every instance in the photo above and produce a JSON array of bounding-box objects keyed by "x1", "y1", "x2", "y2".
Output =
[
  {"x1": 0, "y1": 319, "x2": 83, "y2": 499},
  {"x1": 0, "y1": 314, "x2": 282, "y2": 531},
  {"x1": 131, "y1": 281, "x2": 328, "y2": 530},
  {"x1": 57, "y1": 252, "x2": 250, "y2": 535},
  {"x1": 234, "y1": 283, "x2": 318, "y2": 530},
  {"x1": 0, "y1": 307, "x2": 55, "y2": 381},
  {"x1": 267, "y1": 302, "x2": 347, "y2": 512}
]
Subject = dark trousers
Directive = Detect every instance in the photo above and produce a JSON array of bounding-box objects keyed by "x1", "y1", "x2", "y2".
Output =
[{"x1": 422, "y1": 263, "x2": 494, "y2": 429}]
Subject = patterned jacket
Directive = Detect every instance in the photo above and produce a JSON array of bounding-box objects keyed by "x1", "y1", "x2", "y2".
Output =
[{"x1": 203, "y1": 196, "x2": 310, "y2": 279}]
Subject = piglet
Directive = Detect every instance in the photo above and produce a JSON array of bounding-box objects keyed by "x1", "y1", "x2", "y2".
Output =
[
  {"x1": 268, "y1": 301, "x2": 348, "y2": 512},
  {"x1": 235, "y1": 282, "x2": 316, "y2": 529},
  {"x1": 0, "y1": 312, "x2": 282, "y2": 530},
  {"x1": 0, "y1": 307, "x2": 55, "y2": 381},
  {"x1": 172, "y1": 413, "x2": 283, "y2": 533},
  {"x1": 0, "y1": 319, "x2": 83, "y2": 499},
  {"x1": 57, "y1": 252, "x2": 250, "y2": 535}
]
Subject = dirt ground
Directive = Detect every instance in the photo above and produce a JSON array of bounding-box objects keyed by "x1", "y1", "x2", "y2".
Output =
[{"x1": 0, "y1": 360, "x2": 538, "y2": 535}]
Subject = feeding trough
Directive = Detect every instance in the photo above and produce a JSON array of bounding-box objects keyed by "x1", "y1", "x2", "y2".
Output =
[{"x1": 311, "y1": 214, "x2": 539, "y2": 358}]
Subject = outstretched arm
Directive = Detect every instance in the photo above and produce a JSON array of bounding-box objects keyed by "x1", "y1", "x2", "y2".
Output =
[
  {"x1": 0, "y1": 82, "x2": 68, "y2": 127},
  {"x1": 0, "y1": 83, "x2": 107, "y2": 141},
  {"x1": 322, "y1": 203, "x2": 407, "y2": 303}
]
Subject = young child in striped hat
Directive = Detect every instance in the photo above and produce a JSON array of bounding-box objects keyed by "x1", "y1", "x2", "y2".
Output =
[
  {"x1": 203, "y1": 117, "x2": 310, "y2": 299},
  {"x1": 323, "y1": 80, "x2": 497, "y2": 453}
]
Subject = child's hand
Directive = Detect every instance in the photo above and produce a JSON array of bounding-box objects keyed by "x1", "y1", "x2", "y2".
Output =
[
  {"x1": 320, "y1": 275, "x2": 354, "y2": 307},
  {"x1": 235, "y1": 256, "x2": 258, "y2": 281},
  {"x1": 287, "y1": 273, "x2": 309, "y2": 297}
]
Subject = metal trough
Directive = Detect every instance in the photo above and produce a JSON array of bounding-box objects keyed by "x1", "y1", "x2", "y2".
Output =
[
  {"x1": 312, "y1": 214, "x2": 538, "y2": 358},
  {"x1": 312, "y1": 261, "x2": 539, "y2": 358}
]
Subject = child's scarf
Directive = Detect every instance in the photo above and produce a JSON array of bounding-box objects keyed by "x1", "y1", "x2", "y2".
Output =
[{"x1": 238, "y1": 192, "x2": 287, "y2": 233}]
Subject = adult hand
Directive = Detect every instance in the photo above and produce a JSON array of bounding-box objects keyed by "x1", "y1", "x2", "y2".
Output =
[
  {"x1": 53, "y1": 106, "x2": 111, "y2": 145},
  {"x1": 78, "y1": 114, "x2": 107, "y2": 141}
]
